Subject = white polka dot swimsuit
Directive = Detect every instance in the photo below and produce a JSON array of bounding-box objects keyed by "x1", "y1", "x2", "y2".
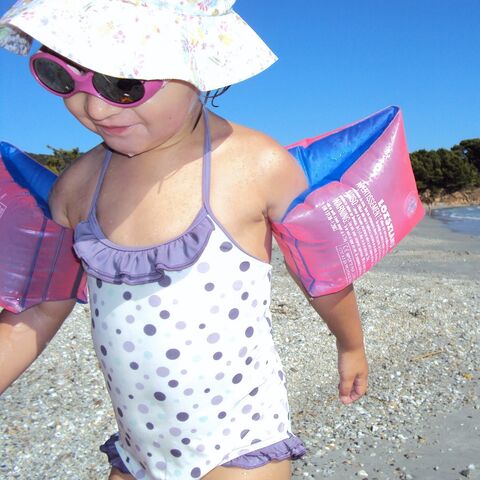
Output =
[{"x1": 73, "y1": 111, "x2": 304, "y2": 479}]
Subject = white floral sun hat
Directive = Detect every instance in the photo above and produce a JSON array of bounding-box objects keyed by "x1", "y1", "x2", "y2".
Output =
[{"x1": 0, "y1": 0, "x2": 277, "y2": 91}]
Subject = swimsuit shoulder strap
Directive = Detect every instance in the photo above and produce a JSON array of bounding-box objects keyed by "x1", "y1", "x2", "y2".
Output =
[
  {"x1": 87, "y1": 148, "x2": 113, "y2": 219},
  {"x1": 201, "y1": 107, "x2": 213, "y2": 210}
]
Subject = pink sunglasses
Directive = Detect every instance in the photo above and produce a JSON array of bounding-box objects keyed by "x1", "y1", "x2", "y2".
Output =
[{"x1": 29, "y1": 51, "x2": 167, "y2": 107}]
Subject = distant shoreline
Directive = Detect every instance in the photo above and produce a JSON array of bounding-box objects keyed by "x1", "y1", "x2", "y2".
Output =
[
  {"x1": 421, "y1": 187, "x2": 480, "y2": 212},
  {"x1": 428, "y1": 204, "x2": 480, "y2": 237}
]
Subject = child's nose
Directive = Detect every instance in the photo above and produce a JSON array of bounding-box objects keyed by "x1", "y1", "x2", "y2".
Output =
[{"x1": 84, "y1": 93, "x2": 122, "y2": 121}]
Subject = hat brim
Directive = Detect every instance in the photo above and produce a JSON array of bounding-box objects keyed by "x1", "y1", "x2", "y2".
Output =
[{"x1": 0, "y1": 0, "x2": 277, "y2": 91}]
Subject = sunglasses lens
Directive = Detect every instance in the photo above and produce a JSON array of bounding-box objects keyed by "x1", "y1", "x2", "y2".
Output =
[
  {"x1": 33, "y1": 58, "x2": 75, "y2": 94},
  {"x1": 93, "y1": 75, "x2": 146, "y2": 104}
]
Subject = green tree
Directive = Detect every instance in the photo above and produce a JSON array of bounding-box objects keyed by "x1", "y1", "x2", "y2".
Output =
[
  {"x1": 410, "y1": 149, "x2": 443, "y2": 192},
  {"x1": 437, "y1": 148, "x2": 479, "y2": 192},
  {"x1": 451, "y1": 138, "x2": 480, "y2": 171},
  {"x1": 410, "y1": 146, "x2": 480, "y2": 194},
  {"x1": 29, "y1": 146, "x2": 81, "y2": 174}
]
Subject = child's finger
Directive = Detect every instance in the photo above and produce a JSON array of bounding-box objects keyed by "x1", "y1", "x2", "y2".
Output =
[
  {"x1": 354, "y1": 375, "x2": 368, "y2": 397},
  {"x1": 339, "y1": 374, "x2": 368, "y2": 404},
  {"x1": 349, "y1": 381, "x2": 367, "y2": 403},
  {"x1": 338, "y1": 376, "x2": 355, "y2": 404}
]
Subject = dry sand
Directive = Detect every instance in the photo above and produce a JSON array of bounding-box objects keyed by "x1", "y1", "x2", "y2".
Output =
[
  {"x1": 0, "y1": 213, "x2": 479, "y2": 480},
  {"x1": 283, "y1": 214, "x2": 479, "y2": 480}
]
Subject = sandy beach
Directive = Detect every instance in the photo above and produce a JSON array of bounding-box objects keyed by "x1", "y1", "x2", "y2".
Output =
[
  {"x1": 283, "y1": 214, "x2": 479, "y2": 480},
  {"x1": 0, "y1": 213, "x2": 478, "y2": 480}
]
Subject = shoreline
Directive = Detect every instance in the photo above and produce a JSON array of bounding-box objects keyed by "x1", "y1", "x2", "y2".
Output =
[
  {"x1": 420, "y1": 186, "x2": 480, "y2": 211},
  {"x1": 426, "y1": 203, "x2": 480, "y2": 238},
  {"x1": 0, "y1": 215, "x2": 478, "y2": 480}
]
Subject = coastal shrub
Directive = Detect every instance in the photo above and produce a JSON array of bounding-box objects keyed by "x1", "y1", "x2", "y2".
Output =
[
  {"x1": 28, "y1": 146, "x2": 81, "y2": 174},
  {"x1": 410, "y1": 149, "x2": 443, "y2": 192},
  {"x1": 437, "y1": 148, "x2": 479, "y2": 192},
  {"x1": 452, "y1": 139, "x2": 480, "y2": 171},
  {"x1": 411, "y1": 141, "x2": 480, "y2": 194}
]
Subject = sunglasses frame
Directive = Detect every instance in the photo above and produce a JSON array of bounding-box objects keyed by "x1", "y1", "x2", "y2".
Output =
[{"x1": 29, "y1": 51, "x2": 167, "y2": 108}]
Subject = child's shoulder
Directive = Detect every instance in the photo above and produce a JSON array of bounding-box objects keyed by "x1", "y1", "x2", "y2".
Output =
[
  {"x1": 215, "y1": 117, "x2": 291, "y2": 166},
  {"x1": 212, "y1": 116, "x2": 308, "y2": 222},
  {"x1": 48, "y1": 144, "x2": 106, "y2": 228}
]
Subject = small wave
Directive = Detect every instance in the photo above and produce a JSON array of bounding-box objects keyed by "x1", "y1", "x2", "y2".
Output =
[
  {"x1": 431, "y1": 206, "x2": 480, "y2": 236},
  {"x1": 441, "y1": 214, "x2": 480, "y2": 221}
]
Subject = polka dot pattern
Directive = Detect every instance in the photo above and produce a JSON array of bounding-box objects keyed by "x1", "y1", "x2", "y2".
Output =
[
  {"x1": 86, "y1": 219, "x2": 291, "y2": 479},
  {"x1": 143, "y1": 324, "x2": 156, "y2": 336},
  {"x1": 148, "y1": 295, "x2": 161, "y2": 307},
  {"x1": 239, "y1": 261, "x2": 250, "y2": 272},
  {"x1": 166, "y1": 349, "x2": 180, "y2": 360},
  {"x1": 154, "y1": 391, "x2": 166, "y2": 401},
  {"x1": 220, "y1": 242, "x2": 233, "y2": 252},
  {"x1": 197, "y1": 262, "x2": 210, "y2": 273},
  {"x1": 158, "y1": 275, "x2": 171, "y2": 287},
  {"x1": 207, "y1": 333, "x2": 220, "y2": 344}
]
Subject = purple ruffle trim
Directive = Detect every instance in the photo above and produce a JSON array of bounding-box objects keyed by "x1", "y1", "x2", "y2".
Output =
[
  {"x1": 100, "y1": 432, "x2": 306, "y2": 474},
  {"x1": 222, "y1": 433, "x2": 306, "y2": 468},
  {"x1": 100, "y1": 433, "x2": 130, "y2": 474},
  {"x1": 73, "y1": 210, "x2": 214, "y2": 285}
]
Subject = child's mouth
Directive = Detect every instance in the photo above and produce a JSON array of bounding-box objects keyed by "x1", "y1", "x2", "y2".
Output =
[{"x1": 98, "y1": 125, "x2": 133, "y2": 136}]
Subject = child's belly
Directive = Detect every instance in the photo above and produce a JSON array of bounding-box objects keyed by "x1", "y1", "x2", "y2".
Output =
[{"x1": 87, "y1": 257, "x2": 291, "y2": 479}]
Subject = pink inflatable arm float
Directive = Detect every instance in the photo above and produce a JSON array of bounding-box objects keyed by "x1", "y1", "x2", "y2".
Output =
[
  {"x1": 0, "y1": 142, "x2": 87, "y2": 313},
  {"x1": 0, "y1": 106, "x2": 422, "y2": 310},
  {"x1": 272, "y1": 106, "x2": 424, "y2": 296}
]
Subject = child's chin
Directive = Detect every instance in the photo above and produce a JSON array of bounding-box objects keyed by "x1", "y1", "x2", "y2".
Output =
[
  {"x1": 103, "y1": 141, "x2": 141, "y2": 158},
  {"x1": 103, "y1": 136, "x2": 165, "y2": 158},
  {"x1": 116, "y1": 149, "x2": 139, "y2": 158}
]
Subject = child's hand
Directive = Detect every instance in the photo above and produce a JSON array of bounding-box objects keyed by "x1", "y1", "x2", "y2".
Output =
[{"x1": 337, "y1": 345, "x2": 368, "y2": 405}]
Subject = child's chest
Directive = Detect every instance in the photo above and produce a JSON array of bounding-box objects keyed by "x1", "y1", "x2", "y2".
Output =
[{"x1": 79, "y1": 153, "x2": 272, "y2": 261}]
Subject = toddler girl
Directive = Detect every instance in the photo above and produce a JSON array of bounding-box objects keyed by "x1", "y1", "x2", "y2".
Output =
[{"x1": 0, "y1": 1, "x2": 368, "y2": 479}]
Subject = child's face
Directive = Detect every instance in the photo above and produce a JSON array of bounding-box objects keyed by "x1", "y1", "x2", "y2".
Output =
[{"x1": 63, "y1": 78, "x2": 201, "y2": 157}]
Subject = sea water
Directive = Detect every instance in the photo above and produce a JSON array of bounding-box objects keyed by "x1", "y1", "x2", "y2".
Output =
[{"x1": 431, "y1": 205, "x2": 480, "y2": 237}]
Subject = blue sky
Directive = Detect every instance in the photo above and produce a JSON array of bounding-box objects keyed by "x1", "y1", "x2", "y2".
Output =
[{"x1": 0, "y1": 0, "x2": 479, "y2": 154}]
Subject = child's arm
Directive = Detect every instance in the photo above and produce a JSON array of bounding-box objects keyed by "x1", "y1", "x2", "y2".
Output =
[
  {"x1": 286, "y1": 264, "x2": 368, "y2": 405},
  {"x1": 0, "y1": 298, "x2": 76, "y2": 394},
  {"x1": 0, "y1": 157, "x2": 81, "y2": 394},
  {"x1": 258, "y1": 140, "x2": 368, "y2": 404}
]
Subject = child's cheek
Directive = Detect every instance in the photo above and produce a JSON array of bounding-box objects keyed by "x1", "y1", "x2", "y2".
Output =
[{"x1": 63, "y1": 96, "x2": 100, "y2": 134}]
